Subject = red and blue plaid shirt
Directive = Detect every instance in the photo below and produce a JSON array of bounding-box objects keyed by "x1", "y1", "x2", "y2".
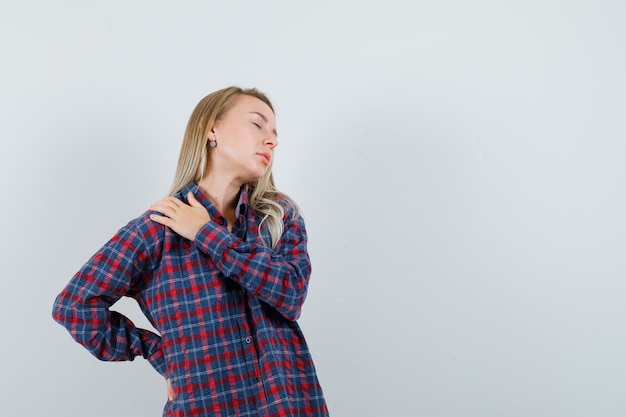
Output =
[{"x1": 52, "y1": 182, "x2": 328, "y2": 417}]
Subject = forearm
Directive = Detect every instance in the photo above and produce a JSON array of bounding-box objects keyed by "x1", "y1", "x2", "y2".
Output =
[
  {"x1": 52, "y1": 220, "x2": 166, "y2": 375},
  {"x1": 52, "y1": 277, "x2": 165, "y2": 374},
  {"x1": 194, "y1": 221, "x2": 311, "y2": 321}
]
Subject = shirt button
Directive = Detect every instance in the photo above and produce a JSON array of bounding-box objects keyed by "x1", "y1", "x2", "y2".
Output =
[
  {"x1": 245, "y1": 337, "x2": 252, "y2": 344},
  {"x1": 253, "y1": 377, "x2": 260, "y2": 383}
]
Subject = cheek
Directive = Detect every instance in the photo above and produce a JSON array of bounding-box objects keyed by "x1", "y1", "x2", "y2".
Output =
[{"x1": 217, "y1": 129, "x2": 258, "y2": 162}]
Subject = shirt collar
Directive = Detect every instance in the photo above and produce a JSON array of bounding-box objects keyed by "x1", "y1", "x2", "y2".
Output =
[
  {"x1": 178, "y1": 182, "x2": 248, "y2": 219},
  {"x1": 235, "y1": 184, "x2": 249, "y2": 218}
]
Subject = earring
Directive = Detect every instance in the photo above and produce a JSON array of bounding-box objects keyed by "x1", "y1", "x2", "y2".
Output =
[{"x1": 209, "y1": 137, "x2": 217, "y2": 148}]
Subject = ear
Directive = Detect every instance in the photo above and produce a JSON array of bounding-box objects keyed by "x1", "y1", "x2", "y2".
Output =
[{"x1": 209, "y1": 120, "x2": 220, "y2": 136}]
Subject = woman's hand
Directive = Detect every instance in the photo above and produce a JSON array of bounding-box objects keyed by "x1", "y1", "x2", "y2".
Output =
[
  {"x1": 150, "y1": 192, "x2": 211, "y2": 241},
  {"x1": 166, "y1": 378, "x2": 175, "y2": 402}
]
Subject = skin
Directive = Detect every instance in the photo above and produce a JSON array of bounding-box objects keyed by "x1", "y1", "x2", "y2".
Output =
[{"x1": 148, "y1": 94, "x2": 278, "y2": 401}]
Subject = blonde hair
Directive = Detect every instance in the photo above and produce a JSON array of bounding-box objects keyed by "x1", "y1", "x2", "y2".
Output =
[{"x1": 168, "y1": 86, "x2": 296, "y2": 248}]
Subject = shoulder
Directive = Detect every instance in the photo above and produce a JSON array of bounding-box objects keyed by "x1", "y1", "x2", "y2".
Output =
[
  {"x1": 275, "y1": 194, "x2": 309, "y2": 244},
  {"x1": 117, "y1": 210, "x2": 166, "y2": 252},
  {"x1": 276, "y1": 193, "x2": 302, "y2": 222}
]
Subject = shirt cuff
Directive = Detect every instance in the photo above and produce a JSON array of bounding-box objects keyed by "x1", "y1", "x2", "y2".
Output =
[
  {"x1": 147, "y1": 347, "x2": 167, "y2": 377},
  {"x1": 194, "y1": 221, "x2": 237, "y2": 259}
]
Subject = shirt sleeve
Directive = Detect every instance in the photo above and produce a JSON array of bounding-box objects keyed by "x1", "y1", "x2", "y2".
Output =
[
  {"x1": 193, "y1": 206, "x2": 312, "y2": 322},
  {"x1": 52, "y1": 219, "x2": 167, "y2": 376}
]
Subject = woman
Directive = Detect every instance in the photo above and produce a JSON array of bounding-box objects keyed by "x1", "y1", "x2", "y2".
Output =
[{"x1": 52, "y1": 87, "x2": 329, "y2": 417}]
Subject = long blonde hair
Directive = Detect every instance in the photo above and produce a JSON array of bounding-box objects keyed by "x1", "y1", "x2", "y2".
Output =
[{"x1": 168, "y1": 86, "x2": 296, "y2": 248}]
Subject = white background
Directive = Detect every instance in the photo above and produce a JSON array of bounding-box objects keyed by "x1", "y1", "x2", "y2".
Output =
[{"x1": 1, "y1": 1, "x2": 625, "y2": 416}]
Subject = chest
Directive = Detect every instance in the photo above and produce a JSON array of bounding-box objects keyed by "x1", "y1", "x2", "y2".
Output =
[{"x1": 140, "y1": 215, "x2": 268, "y2": 330}]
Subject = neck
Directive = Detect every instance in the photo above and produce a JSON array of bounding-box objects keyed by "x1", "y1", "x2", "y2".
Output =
[{"x1": 197, "y1": 172, "x2": 242, "y2": 219}]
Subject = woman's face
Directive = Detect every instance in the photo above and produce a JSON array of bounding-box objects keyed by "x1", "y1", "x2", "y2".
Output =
[{"x1": 210, "y1": 94, "x2": 278, "y2": 183}]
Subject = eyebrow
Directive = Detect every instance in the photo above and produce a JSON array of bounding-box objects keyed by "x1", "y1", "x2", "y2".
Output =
[{"x1": 250, "y1": 111, "x2": 278, "y2": 138}]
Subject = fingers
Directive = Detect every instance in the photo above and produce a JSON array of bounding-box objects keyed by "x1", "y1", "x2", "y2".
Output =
[
  {"x1": 150, "y1": 197, "x2": 185, "y2": 218},
  {"x1": 148, "y1": 193, "x2": 211, "y2": 240},
  {"x1": 187, "y1": 192, "x2": 201, "y2": 207},
  {"x1": 149, "y1": 194, "x2": 207, "y2": 219},
  {"x1": 166, "y1": 378, "x2": 175, "y2": 401},
  {"x1": 149, "y1": 213, "x2": 173, "y2": 227}
]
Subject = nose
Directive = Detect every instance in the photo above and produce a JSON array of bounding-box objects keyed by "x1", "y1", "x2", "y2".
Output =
[{"x1": 265, "y1": 134, "x2": 278, "y2": 149}]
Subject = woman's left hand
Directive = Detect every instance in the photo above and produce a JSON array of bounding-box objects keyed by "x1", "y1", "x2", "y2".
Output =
[
  {"x1": 165, "y1": 378, "x2": 175, "y2": 402},
  {"x1": 150, "y1": 192, "x2": 211, "y2": 241}
]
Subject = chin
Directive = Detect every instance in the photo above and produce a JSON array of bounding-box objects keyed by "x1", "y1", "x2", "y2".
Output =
[
  {"x1": 240, "y1": 163, "x2": 270, "y2": 184},
  {"x1": 242, "y1": 171, "x2": 265, "y2": 184},
  {"x1": 253, "y1": 166, "x2": 271, "y2": 179}
]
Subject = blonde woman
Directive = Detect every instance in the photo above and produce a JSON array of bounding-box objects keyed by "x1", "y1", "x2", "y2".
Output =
[{"x1": 53, "y1": 87, "x2": 329, "y2": 417}]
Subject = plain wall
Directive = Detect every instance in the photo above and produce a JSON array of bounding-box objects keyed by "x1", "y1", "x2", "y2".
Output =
[{"x1": 1, "y1": 1, "x2": 625, "y2": 416}]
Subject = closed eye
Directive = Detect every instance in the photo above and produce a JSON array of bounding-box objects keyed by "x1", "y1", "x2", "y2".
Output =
[{"x1": 252, "y1": 122, "x2": 261, "y2": 128}]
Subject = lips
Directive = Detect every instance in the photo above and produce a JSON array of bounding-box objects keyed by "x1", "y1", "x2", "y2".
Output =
[{"x1": 257, "y1": 152, "x2": 271, "y2": 165}]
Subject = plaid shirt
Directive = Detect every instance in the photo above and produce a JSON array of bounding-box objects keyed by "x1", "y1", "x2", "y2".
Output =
[{"x1": 52, "y1": 182, "x2": 328, "y2": 417}]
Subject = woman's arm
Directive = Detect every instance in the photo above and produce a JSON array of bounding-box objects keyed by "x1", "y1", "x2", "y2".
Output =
[
  {"x1": 51, "y1": 220, "x2": 166, "y2": 376},
  {"x1": 194, "y1": 207, "x2": 311, "y2": 322},
  {"x1": 150, "y1": 193, "x2": 311, "y2": 322}
]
